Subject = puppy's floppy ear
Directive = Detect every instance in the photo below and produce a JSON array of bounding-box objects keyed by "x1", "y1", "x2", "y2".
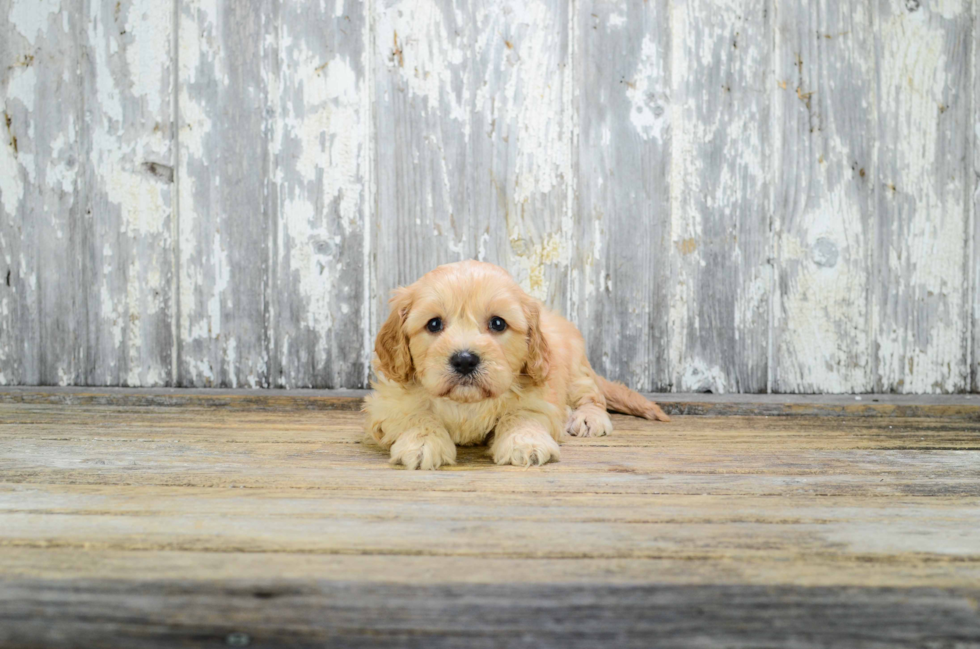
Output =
[
  {"x1": 522, "y1": 298, "x2": 551, "y2": 384},
  {"x1": 375, "y1": 288, "x2": 414, "y2": 383}
]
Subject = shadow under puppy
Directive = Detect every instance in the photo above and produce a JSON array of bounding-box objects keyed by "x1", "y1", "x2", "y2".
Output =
[{"x1": 365, "y1": 261, "x2": 669, "y2": 469}]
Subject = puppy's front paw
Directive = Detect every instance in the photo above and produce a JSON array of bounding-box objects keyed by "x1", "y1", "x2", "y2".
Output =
[
  {"x1": 492, "y1": 425, "x2": 561, "y2": 467},
  {"x1": 566, "y1": 406, "x2": 613, "y2": 438},
  {"x1": 389, "y1": 430, "x2": 457, "y2": 470}
]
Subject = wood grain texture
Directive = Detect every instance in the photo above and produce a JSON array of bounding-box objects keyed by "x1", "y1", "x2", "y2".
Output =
[
  {"x1": 3, "y1": 581, "x2": 978, "y2": 649},
  {"x1": 79, "y1": 0, "x2": 176, "y2": 386},
  {"x1": 973, "y1": 0, "x2": 979, "y2": 394},
  {"x1": 4, "y1": 387, "x2": 980, "y2": 418},
  {"x1": 2, "y1": 1, "x2": 980, "y2": 393},
  {"x1": 571, "y1": 0, "x2": 671, "y2": 392},
  {"x1": 274, "y1": 0, "x2": 369, "y2": 389},
  {"x1": 1, "y1": 401, "x2": 979, "y2": 646},
  {"x1": 873, "y1": 0, "x2": 972, "y2": 393},
  {"x1": 1, "y1": 0, "x2": 81, "y2": 386},
  {"x1": 772, "y1": 0, "x2": 875, "y2": 393},
  {"x1": 372, "y1": 0, "x2": 572, "y2": 327},
  {"x1": 668, "y1": 0, "x2": 772, "y2": 393},
  {"x1": 4, "y1": 547, "x2": 980, "y2": 588},
  {"x1": 0, "y1": 1, "x2": 174, "y2": 387},
  {"x1": 176, "y1": 0, "x2": 276, "y2": 388}
]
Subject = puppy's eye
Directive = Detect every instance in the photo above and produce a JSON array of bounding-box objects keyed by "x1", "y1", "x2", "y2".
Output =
[
  {"x1": 488, "y1": 316, "x2": 507, "y2": 333},
  {"x1": 426, "y1": 317, "x2": 443, "y2": 333}
]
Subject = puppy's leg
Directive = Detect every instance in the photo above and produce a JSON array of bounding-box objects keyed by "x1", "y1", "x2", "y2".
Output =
[
  {"x1": 388, "y1": 426, "x2": 456, "y2": 470},
  {"x1": 490, "y1": 408, "x2": 562, "y2": 467},
  {"x1": 365, "y1": 395, "x2": 456, "y2": 470},
  {"x1": 565, "y1": 371, "x2": 613, "y2": 438}
]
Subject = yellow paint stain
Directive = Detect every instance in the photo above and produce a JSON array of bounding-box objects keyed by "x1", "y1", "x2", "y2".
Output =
[
  {"x1": 392, "y1": 30, "x2": 404, "y2": 67},
  {"x1": 676, "y1": 238, "x2": 698, "y2": 255},
  {"x1": 796, "y1": 86, "x2": 814, "y2": 104}
]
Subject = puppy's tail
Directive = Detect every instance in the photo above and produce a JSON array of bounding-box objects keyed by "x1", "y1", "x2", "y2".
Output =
[{"x1": 597, "y1": 375, "x2": 671, "y2": 422}]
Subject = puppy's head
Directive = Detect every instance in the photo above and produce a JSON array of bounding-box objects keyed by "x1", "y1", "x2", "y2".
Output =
[{"x1": 374, "y1": 261, "x2": 549, "y2": 402}]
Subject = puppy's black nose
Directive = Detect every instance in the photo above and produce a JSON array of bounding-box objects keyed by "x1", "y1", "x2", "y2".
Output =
[{"x1": 450, "y1": 350, "x2": 480, "y2": 375}]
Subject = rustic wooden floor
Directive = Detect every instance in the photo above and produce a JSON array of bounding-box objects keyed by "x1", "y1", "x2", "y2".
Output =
[{"x1": 1, "y1": 390, "x2": 979, "y2": 648}]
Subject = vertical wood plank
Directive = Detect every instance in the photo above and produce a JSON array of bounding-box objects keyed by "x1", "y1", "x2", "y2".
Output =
[
  {"x1": 372, "y1": 0, "x2": 572, "y2": 330},
  {"x1": 79, "y1": 0, "x2": 175, "y2": 386},
  {"x1": 973, "y1": 0, "x2": 979, "y2": 394},
  {"x1": 874, "y1": 0, "x2": 971, "y2": 393},
  {"x1": 177, "y1": 0, "x2": 276, "y2": 387},
  {"x1": 275, "y1": 0, "x2": 368, "y2": 389},
  {"x1": 571, "y1": 1, "x2": 671, "y2": 391},
  {"x1": 1, "y1": 1, "x2": 82, "y2": 385},
  {"x1": 771, "y1": 0, "x2": 875, "y2": 393},
  {"x1": 669, "y1": 0, "x2": 772, "y2": 393}
]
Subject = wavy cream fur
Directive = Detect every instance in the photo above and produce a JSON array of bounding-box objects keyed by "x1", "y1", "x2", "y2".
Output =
[{"x1": 364, "y1": 261, "x2": 668, "y2": 470}]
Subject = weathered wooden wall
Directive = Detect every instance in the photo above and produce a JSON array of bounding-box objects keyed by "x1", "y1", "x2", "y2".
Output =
[{"x1": 1, "y1": 0, "x2": 976, "y2": 393}]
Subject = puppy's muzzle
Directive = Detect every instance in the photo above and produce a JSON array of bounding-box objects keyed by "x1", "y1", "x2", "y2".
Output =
[{"x1": 450, "y1": 350, "x2": 480, "y2": 376}]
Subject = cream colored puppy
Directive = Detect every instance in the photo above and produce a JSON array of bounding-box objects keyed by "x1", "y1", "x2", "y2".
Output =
[{"x1": 365, "y1": 261, "x2": 669, "y2": 469}]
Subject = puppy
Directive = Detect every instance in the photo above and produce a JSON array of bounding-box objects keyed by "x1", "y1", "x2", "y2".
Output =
[{"x1": 364, "y1": 261, "x2": 669, "y2": 469}]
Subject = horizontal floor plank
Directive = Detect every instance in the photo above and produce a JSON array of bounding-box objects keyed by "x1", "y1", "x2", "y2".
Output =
[
  {"x1": 2, "y1": 579, "x2": 979, "y2": 649},
  {"x1": 3, "y1": 407, "x2": 979, "y2": 448},
  {"x1": 3, "y1": 387, "x2": 979, "y2": 418},
  {"x1": 4, "y1": 547, "x2": 980, "y2": 589},
  {"x1": 2, "y1": 506, "x2": 978, "y2": 560}
]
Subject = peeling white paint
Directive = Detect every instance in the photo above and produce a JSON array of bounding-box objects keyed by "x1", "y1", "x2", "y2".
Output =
[
  {"x1": 375, "y1": 0, "x2": 469, "y2": 129},
  {"x1": 679, "y1": 359, "x2": 729, "y2": 394},
  {"x1": 6, "y1": 65, "x2": 37, "y2": 113},
  {"x1": 2, "y1": 0, "x2": 976, "y2": 392},
  {"x1": 627, "y1": 35, "x2": 668, "y2": 142},
  {"x1": 274, "y1": 8, "x2": 368, "y2": 385},
  {"x1": 934, "y1": 0, "x2": 965, "y2": 20},
  {"x1": 669, "y1": 0, "x2": 771, "y2": 393},
  {"x1": 177, "y1": 0, "x2": 223, "y2": 386},
  {"x1": 8, "y1": 0, "x2": 62, "y2": 45},
  {"x1": 285, "y1": 53, "x2": 362, "y2": 235},
  {"x1": 282, "y1": 197, "x2": 336, "y2": 333},
  {"x1": 0, "y1": 136, "x2": 24, "y2": 217},
  {"x1": 875, "y1": 1, "x2": 969, "y2": 392},
  {"x1": 208, "y1": 227, "x2": 229, "y2": 337},
  {"x1": 509, "y1": 0, "x2": 570, "y2": 205},
  {"x1": 45, "y1": 130, "x2": 76, "y2": 194},
  {"x1": 123, "y1": 2, "x2": 172, "y2": 117}
]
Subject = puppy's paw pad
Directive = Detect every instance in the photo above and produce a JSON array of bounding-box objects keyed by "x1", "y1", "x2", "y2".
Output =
[
  {"x1": 493, "y1": 431, "x2": 560, "y2": 467},
  {"x1": 566, "y1": 408, "x2": 613, "y2": 438},
  {"x1": 389, "y1": 432, "x2": 456, "y2": 470}
]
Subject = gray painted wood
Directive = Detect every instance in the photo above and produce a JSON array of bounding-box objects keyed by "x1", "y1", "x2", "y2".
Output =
[
  {"x1": 571, "y1": 0, "x2": 671, "y2": 393},
  {"x1": 974, "y1": 0, "x2": 979, "y2": 394},
  {"x1": 274, "y1": 0, "x2": 369, "y2": 389},
  {"x1": 0, "y1": 1, "x2": 174, "y2": 387},
  {"x1": 669, "y1": 0, "x2": 772, "y2": 393},
  {"x1": 1, "y1": 0, "x2": 48, "y2": 386},
  {"x1": 2, "y1": 0, "x2": 979, "y2": 393},
  {"x1": 372, "y1": 0, "x2": 572, "y2": 329},
  {"x1": 176, "y1": 0, "x2": 276, "y2": 388},
  {"x1": 772, "y1": 0, "x2": 875, "y2": 393},
  {"x1": 1, "y1": 0, "x2": 80, "y2": 386},
  {"x1": 79, "y1": 0, "x2": 176, "y2": 386},
  {"x1": 873, "y1": 0, "x2": 972, "y2": 393}
]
